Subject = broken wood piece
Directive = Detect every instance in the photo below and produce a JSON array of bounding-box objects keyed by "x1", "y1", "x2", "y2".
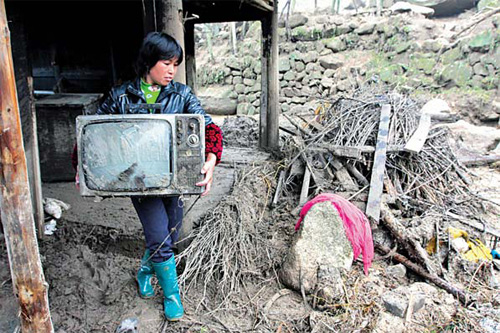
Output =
[
  {"x1": 311, "y1": 144, "x2": 404, "y2": 160},
  {"x1": 344, "y1": 162, "x2": 369, "y2": 186},
  {"x1": 297, "y1": 114, "x2": 325, "y2": 132},
  {"x1": 459, "y1": 154, "x2": 500, "y2": 167},
  {"x1": 404, "y1": 112, "x2": 431, "y2": 153},
  {"x1": 375, "y1": 243, "x2": 469, "y2": 305},
  {"x1": 366, "y1": 104, "x2": 391, "y2": 222},
  {"x1": 380, "y1": 203, "x2": 441, "y2": 274},
  {"x1": 272, "y1": 170, "x2": 286, "y2": 207},
  {"x1": 380, "y1": 203, "x2": 442, "y2": 276},
  {"x1": 284, "y1": 113, "x2": 311, "y2": 137},
  {"x1": 404, "y1": 99, "x2": 450, "y2": 153},
  {"x1": 330, "y1": 158, "x2": 358, "y2": 191},
  {"x1": 299, "y1": 166, "x2": 311, "y2": 205}
]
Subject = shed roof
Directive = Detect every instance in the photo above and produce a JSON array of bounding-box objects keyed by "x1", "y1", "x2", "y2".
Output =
[{"x1": 184, "y1": 0, "x2": 274, "y2": 23}]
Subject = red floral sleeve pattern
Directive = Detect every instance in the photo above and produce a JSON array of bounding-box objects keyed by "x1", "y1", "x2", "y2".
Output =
[{"x1": 205, "y1": 123, "x2": 223, "y2": 165}]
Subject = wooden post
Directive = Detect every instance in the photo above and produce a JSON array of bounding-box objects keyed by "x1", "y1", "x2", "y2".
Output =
[
  {"x1": 0, "y1": 1, "x2": 54, "y2": 331},
  {"x1": 160, "y1": 0, "x2": 185, "y2": 84},
  {"x1": 185, "y1": 22, "x2": 197, "y2": 94},
  {"x1": 259, "y1": 1, "x2": 279, "y2": 150}
]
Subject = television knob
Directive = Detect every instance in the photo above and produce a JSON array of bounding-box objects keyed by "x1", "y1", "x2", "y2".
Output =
[{"x1": 187, "y1": 134, "x2": 199, "y2": 147}]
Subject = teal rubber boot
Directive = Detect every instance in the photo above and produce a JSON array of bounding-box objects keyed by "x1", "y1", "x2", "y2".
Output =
[
  {"x1": 152, "y1": 255, "x2": 184, "y2": 321},
  {"x1": 137, "y1": 249, "x2": 155, "y2": 298}
]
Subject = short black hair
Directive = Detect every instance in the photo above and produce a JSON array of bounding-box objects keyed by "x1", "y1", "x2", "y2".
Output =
[{"x1": 135, "y1": 32, "x2": 184, "y2": 78}]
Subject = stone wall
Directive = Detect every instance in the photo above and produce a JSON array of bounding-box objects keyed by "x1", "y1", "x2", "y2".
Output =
[{"x1": 196, "y1": 9, "x2": 500, "y2": 116}]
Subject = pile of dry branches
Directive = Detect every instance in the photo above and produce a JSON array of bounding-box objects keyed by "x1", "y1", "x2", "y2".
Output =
[
  {"x1": 178, "y1": 164, "x2": 278, "y2": 304},
  {"x1": 281, "y1": 87, "x2": 474, "y2": 215}
]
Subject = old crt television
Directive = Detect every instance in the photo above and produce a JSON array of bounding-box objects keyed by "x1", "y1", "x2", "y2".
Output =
[{"x1": 76, "y1": 114, "x2": 205, "y2": 197}]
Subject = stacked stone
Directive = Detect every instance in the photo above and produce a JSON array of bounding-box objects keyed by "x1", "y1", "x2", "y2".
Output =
[{"x1": 197, "y1": 11, "x2": 500, "y2": 115}]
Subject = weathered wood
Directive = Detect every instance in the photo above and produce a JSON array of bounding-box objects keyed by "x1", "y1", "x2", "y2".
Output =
[
  {"x1": 380, "y1": 203, "x2": 442, "y2": 276},
  {"x1": 376, "y1": 243, "x2": 469, "y2": 305},
  {"x1": 272, "y1": 170, "x2": 286, "y2": 207},
  {"x1": 28, "y1": 77, "x2": 45, "y2": 238},
  {"x1": 259, "y1": 16, "x2": 269, "y2": 148},
  {"x1": 445, "y1": 211, "x2": 500, "y2": 239},
  {"x1": 259, "y1": 2, "x2": 279, "y2": 149},
  {"x1": 311, "y1": 144, "x2": 404, "y2": 160},
  {"x1": 404, "y1": 113, "x2": 431, "y2": 153},
  {"x1": 365, "y1": 104, "x2": 391, "y2": 222},
  {"x1": 330, "y1": 159, "x2": 358, "y2": 191},
  {"x1": 0, "y1": 1, "x2": 54, "y2": 330},
  {"x1": 344, "y1": 162, "x2": 369, "y2": 186},
  {"x1": 185, "y1": 22, "x2": 197, "y2": 94},
  {"x1": 160, "y1": 0, "x2": 185, "y2": 83},
  {"x1": 459, "y1": 154, "x2": 500, "y2": 167},
  {"x1": 299, "y1": 167, "x2": 311, "y2": 205}
]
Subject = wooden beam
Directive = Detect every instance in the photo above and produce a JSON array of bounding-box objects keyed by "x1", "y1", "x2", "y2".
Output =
[
  {"x1": 0, "y1": 1, "x2": 54, "y2": 331},
  {"x1": 160, "y1": 0, "x2": 186, "y2": 83},
  {"x1": 365, "y1": 104, "x2": 391, "y2": 222},
  {"x1": 185, "y1": 22, "x2": 197, "y2": 94}
]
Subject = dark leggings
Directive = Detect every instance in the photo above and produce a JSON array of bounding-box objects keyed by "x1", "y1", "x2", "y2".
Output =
[{"x1": 131, "y1": 196, "x2": 183, "y2": 263}]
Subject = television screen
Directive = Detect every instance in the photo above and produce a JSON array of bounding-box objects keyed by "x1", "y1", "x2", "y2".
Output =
[
  {"x1": 81, "y1": 119, "x2": 172, "y2": 191},
  {"x1": 77, "y1": 114, "x2": 205, "y2": 197}
]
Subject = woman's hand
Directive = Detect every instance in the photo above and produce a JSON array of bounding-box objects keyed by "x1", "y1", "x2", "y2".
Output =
[{"x1": 196, "y1": 153, "x2": 217, "y2": 196}]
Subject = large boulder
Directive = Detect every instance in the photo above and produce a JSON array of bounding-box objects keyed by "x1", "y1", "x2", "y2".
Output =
[
  {"x1": 289, "y1": 14, "x2": 309, "y2": 29},
  {"x1": 199, "y1": 96, "x2": 237, "y2": 115},
  {"x1": 318, "y1": 54, "x2": 345, "y2": 70},
  {"x1": 405, "y1": 0, "x2": 476, "y2": 16},
  {"x1": 279, "y1": 201, "x2": 353, "y2": 293}
]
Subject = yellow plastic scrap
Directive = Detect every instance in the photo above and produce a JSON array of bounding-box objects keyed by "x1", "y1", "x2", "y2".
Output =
[
  {"x1": 447, "y1": 227, "x2": 492, "y2": 262},
  {"x1": 448, "y1": 227, "x2": 468, "y2": 240},
  {"x1": 463, "y1": 239, "x2": 493, "y2": 262}
]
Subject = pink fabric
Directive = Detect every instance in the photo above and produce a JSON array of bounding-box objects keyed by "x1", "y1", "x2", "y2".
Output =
[{"x1": 295, "y1": 193, "x2": 374, "y2": 275}]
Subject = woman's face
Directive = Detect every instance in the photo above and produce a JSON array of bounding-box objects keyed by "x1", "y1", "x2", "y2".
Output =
[{"x1": 146, "y1": 57, "x2": 179, "y2": 86}]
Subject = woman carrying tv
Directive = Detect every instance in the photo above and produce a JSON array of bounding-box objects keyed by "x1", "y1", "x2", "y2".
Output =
[{"x1": 94, "y1": 32, "x2": 222, "y2": 321}]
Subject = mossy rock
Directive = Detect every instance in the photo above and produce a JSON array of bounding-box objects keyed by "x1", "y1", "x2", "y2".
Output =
[
  {"x1": 482, "y1": 47, "x2": 500, "y2": 69},
  {"x1": 291, "y1": 27, "x2": 323, "y2": 41},
  {"x1": 468, "y1": 31, "x2": 494, "y2": 52},
  {"x1": 411, "y1": 54, "x2": 436, "y2": 75},
  {"x1": 441, "y1": 48, "x2": 463, "y2": 65},
  {"x1": 477, "y1": 0, "x2": 500, "y2": 11},
  {"x1": 481, "y1": 76, "x2": 499, "y2": 90},
  {"x1": 324, "y1": 37, "x2": 347, "y2": 52},
  {"x1": 379, "y1": 64, "x2": 404, "y2": 84},
  {"x1": 440, "y1": 61, "x2": 473, "y2": 87},
  {"x1": 395, "y1": 42, "x2": 412, "y2": 54}
]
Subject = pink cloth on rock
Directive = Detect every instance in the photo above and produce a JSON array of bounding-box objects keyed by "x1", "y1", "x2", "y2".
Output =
[{"x1": 295, "y1": 193, "x2": 374, "y2": 275}]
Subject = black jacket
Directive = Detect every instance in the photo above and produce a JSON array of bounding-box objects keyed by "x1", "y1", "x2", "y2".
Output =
[{"x1": 97, "y1": 78, "x2": 213, "y2": 126}]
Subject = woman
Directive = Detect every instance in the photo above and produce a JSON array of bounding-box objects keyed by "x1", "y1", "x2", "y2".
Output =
[{"x1": 86, "y1": 32, "x2": 223, "y2": 321}]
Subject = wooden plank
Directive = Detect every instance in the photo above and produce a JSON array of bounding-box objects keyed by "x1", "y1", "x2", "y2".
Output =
[
  {"x1": 365, "y1": 104, "x2": 391, "y2": 222},
  {"x1": 0, "y1": 1, "x2": 54, "y2": 330},
  {"x1": 404, "y1": 112, "x2": 431, "y2": 153},
  {"x1": 28, "y1": 77, "x2": 45, "y2": 238}
]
